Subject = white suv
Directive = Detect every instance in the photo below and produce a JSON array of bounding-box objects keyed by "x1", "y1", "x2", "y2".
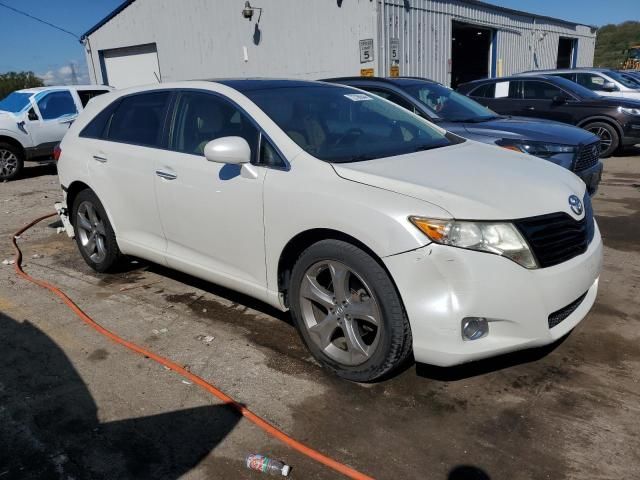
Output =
[
  {"x1": 56, "y1": 80, "x2": 602, "y2": 381},
  {"x1": 0, "y1": 85, "x2": 111, "y2": 180}
]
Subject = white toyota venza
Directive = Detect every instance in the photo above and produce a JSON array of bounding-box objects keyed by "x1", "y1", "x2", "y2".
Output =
[{"x1": 56, "y1": 80, "x2": 602, "y2": 381}]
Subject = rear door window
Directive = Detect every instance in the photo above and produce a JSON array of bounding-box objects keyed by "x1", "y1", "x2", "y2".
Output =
[
  {"x1": 106, "y1": 91, "x2": 171, "y2": 148},
  {"x1": 521, "y1": 81, "x2": 565, "y2": 100},
  {"x1": 77, "y1": 89, "x2": 110, "y2": 108},
  {"x1": 36, "y1": 91, "x2": 77, "y2": 120}
]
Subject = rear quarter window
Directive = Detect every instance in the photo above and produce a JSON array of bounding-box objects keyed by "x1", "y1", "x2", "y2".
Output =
[
  {"x1": 470, "y1": 83, "x2": 495, "y2": 98},
  {"x1": 79, "y1": 100, "x2": 120, "y2": 139},
  {"x1": 77, "y1": 89, "x2": 110, "y2": 108}
]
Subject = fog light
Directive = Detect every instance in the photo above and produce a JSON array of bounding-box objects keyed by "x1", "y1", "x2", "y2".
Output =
[{"x1": 461, "y1": 317, "x2": 489, "y2": 341}]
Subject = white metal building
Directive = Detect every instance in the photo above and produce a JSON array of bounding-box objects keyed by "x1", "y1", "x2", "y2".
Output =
[{"x1": 82, "y1": 0, "x2": 597, "y2": 89}]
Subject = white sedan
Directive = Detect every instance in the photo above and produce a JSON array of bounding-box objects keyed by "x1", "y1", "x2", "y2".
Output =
[{"x1": 56, "y1": 80, "x2": 602, "y2": 381}]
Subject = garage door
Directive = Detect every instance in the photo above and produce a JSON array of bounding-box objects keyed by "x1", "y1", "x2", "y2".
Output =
[{"x1": 100, "y1": 43, "x2": 161, "y2": 89}]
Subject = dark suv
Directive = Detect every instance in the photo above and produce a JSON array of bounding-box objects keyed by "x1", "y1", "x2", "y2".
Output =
[
  {"x1": 457, "y1": 74, "x2": 640, "y2": 158},
  {"x1": 325, "y1": 76, "x2": 602, "y2": 194}
]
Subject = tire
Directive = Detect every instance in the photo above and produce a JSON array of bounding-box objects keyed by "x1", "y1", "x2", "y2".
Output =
[
  {"x1": 0, "y1": 142, "x2": 24, "y2": 181},
  {"x1": 71, "y1": 189, "x2": 122, "y2": 272},
  {"x1": 584, "y1": 122, "x2": 619, "y2": 158},
  {"x1": 289, "y1": 239, "x2": 412, "y2": 382}
]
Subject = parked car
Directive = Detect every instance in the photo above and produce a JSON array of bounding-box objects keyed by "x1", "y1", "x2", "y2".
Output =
[
  {"x1": 620, "y1": 70, "x2": 640, "y2": 83},
  {"x1": 56, "y1": 80, "x2": 602, "y2": 381},
  {"x1": 0, "y1": 85, "x2": 112, "y2": 180},
  {"x1": 517, "y1": 68, "x2": 640, "y2": 100},
  {"x1": 325, "y1": 76, "x2": 602, "y2": 195},
  {"x1": 457, "y1": 75, "x2": 640, "y2": 157}
]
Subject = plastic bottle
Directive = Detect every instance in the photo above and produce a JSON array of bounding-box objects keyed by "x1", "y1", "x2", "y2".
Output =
[{"x1": 245, "y1": 454, "x2": 291, "y2": 476}]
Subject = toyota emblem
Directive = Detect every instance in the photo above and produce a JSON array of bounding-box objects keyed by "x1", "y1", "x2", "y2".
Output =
[{"x1": 568, "y1": 195, "x2": 583, "y2": 215}]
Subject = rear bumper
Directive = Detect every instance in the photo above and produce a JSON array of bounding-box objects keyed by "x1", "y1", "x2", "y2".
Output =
[
  {"x1": 576, "y1": 161, "x2": 603, "y2": 196},
  {"x1": 383, "y1": 223, "x2": 603, "y2": 367}
]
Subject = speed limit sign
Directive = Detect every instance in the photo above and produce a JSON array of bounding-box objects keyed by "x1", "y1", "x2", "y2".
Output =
[
  {"x1": 390, "y1": 38, "x2": 400, "y2": 61},
  {"x1": 359, "y1": 39, "x2": 374, "y2": 63}
]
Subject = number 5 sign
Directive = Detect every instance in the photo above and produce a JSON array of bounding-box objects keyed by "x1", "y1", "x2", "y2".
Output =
[
  {"x1": 390, "y1": 38, "x2": 400, "y2": 61},
  {"x1": 359, "y1": 39, "x2": 374, "y2": 63}
]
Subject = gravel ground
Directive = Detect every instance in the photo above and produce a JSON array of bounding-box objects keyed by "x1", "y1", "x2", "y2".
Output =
[{"x1": 1, "y1": 153, "x2": 639, "y2": 480}]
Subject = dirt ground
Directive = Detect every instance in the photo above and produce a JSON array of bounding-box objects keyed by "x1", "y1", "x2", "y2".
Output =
[{"x1": 1, "y1": 152, "x2": 639, "y2": 480}]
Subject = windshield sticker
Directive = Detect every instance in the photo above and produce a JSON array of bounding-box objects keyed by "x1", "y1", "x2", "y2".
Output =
[{"x1": 344, "y1": 93, "x2": 373, "y2": 102}]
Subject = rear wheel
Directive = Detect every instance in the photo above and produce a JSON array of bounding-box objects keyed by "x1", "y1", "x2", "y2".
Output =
[
  {"x1": 289, "y1": 240, "x2": 412, "y2": 382},
  {"x1": 0, "y1": 142, "x2": 24, "y2": 181},
  {"x1": 72, "y1": 189, "x2": 122, "y2": 272},
  {"x1": 584, "y1": 122, "x2": 619, "y2": 158}
]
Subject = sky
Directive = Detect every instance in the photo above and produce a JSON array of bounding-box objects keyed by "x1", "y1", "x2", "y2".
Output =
[
  {"x1": 0, "y1": 0, "x2": 123, "y2": 84},
  {"x1": 0, "y1": 0, "x2": 638, "y2": 85}
]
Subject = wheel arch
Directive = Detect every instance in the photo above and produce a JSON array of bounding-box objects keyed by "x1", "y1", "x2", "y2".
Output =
[
  {"x1": 577, "y1": 116, "x2": 623, "y2": 138},
  {"x1": 277, "y1": 228, "x2": 403, "y2": 309},
  {"x1": 0, "y1": 135, "x2": 26, "y2": 159},
  {"x1": 65, "y1": 181, "x2": 120, "y2": 238}
]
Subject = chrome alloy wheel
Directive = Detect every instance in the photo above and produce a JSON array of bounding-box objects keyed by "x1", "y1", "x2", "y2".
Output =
[
  {"x1": 0, "y1": 148, "x2": 18, "y2": 178},
  {"x1": 76, "y1": 201, "x2": 108, "y2": 263},
  {"x1": 587, "y1": 126, "x2": 612, "y2": 150},
  {"x1": 298, "y1": 260, "x2": 382, "y2": 366}
]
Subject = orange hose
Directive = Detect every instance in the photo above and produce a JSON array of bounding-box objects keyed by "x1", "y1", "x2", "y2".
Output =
[{"x1": 12, "y1": 213, "x2": 374, "y2": 480}]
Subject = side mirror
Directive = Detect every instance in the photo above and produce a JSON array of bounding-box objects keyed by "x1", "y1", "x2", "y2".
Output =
[
  {"x1": 204, "y1": 136, "x2": 251, "y2": 164},
  {"x1": 602, "y1": 82, "x2": 617, "y2": 92},
  {"x1": 27, "y1": 108, "x2": 38, "y2": 121},
  {"x1": 552, "y1": 95, "x2": 567, "y2": 104}
]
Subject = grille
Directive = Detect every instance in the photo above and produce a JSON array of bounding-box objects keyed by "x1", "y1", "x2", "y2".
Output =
[
  {"x1": 515, "y1": 195, "x2": 595, "y2": 268},
  {"x1": 574, "y1": 141, "x2": 600, "y2": 172},
  {"x1": 548, "y1": 291, "x2": 588, "y2": 328}
]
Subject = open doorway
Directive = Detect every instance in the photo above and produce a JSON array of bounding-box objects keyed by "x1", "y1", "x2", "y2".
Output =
[
  {"x1": 451, "y1": 21, "x2": 494, "y2": 89},
  {"x1": 557, "y1": 37, "x2": 577, "y2": 68}
]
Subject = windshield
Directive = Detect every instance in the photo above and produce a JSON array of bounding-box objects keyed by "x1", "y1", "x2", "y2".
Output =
[
  {"x1": 246, "y1": 86, "x2": 460, "y2": 163},
  {"x1": 605, "y1": 70, "x2": 640, "y2": 89},
  {"x1": 404, "y1": 82, "x2": 498, "y2": 122},
  {"x1": 0, "y1": 92, "x2": 32, "y2": 113}
]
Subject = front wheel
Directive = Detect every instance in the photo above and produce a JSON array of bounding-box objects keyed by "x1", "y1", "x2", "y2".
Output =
[
  {"x1": 0, "y1": 142, "x2": 24, "y2": 181},
  {"x1": 289, "y1": 240, "x2": 412, "y2": 382},
  {"x1": 72, "y1": 189, "x2": 122, "y2": 272},
  {"x1": 584, "y1": 122, "x2": 619, "y2": 158}
]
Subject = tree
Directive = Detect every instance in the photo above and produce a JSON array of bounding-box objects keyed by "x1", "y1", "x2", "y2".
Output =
[
  {"x1": 594, "y1": 21, "x2": 640, "y2": 68},
  {"x1": 0, "y1": 71, "x2": 44, "y2": 99}
]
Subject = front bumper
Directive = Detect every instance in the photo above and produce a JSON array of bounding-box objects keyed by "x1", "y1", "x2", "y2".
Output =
[
  {"x1": 576, "y1": 161, "x2": 603, "y2": 196},
  {"x1": 384, "y1": 223, "x2": 603, "y2": 367}
]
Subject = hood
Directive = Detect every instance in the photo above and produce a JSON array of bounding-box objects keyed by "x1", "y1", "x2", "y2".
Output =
[
  {"x1": 332, "y1": 140, "x2": 586, "y2": 220},
  {"x1": 461, "y1": 116, "x2": 597, "y2": 144},
  {"x1": 0, "y1": 110, "x2": 20, "y2": 125}
]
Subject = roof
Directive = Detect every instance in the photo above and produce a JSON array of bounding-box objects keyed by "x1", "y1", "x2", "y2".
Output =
[
  {"x1": 81, "y1": 0, "x2": 595, "y2": 40},
  {"x1": 212, "y1": 78, "x2": 330, "y2": 92},
  {"x1": 323, "y1": 76, "x2": 443, "y2": 86},
  {"x1": 17, "y1": 85, "x2": 112, "y2": 94}
]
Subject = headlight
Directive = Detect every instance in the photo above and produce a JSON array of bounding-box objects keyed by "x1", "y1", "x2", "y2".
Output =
[
  {"x1": 618, "y1": 106, "x2": 640, "y2": 116},
  {"x1": 496, "y1": 140, "x2": 576, "y2": 158},
  {"x1": 409, "y1": 217, "x2": 538, "y2": 269}
]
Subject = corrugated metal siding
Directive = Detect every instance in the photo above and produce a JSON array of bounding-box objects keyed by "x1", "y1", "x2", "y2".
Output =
[
  {"x1": 85, "y1": 0, "x2": 378, "y2": 84},
  {"x1": 378, "y1": 0, "x2": 596, "y2": 85},
  {"x1": 84, "y1": 0, "x2": 596, "y2": 87}
]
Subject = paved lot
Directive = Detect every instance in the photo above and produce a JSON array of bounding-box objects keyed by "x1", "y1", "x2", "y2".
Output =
[{"x1": 1, "y1": 153, "x2": 639, "y2": 480}]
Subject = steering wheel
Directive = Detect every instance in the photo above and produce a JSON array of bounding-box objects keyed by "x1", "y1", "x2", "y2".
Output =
[{"x1": 334, "y1": 128, "x2": 365, "y2": 146}]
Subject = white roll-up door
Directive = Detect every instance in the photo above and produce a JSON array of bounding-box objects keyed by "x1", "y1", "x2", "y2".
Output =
[{"x1": 101, "y1": 43, "x2": 160, "y2": 89}]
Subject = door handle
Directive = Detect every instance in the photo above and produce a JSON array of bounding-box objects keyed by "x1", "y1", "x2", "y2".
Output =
[
  {"x1": 524, "y1": 106, "x2": 535, "y2": 111},
  {"x1": 155, "y1": 169, "x2": 177, "y2": 180},
  {"x1": 93, "y1": 155, "x2": 107, "y2": 163}
]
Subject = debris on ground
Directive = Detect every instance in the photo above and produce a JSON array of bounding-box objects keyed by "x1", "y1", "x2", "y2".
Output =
[
  {"x1": 31, "y1": 254, "x2": 42, "y2": 259},
  {"x1": 2, "y1": 259, "x2": 15, "y2": 265},
  {"x1": 195, "y1": 334, "x2": 215, "y2": 345},
  {"x1": 151, "y1": 328, "x2": 168, "y2": 335}
]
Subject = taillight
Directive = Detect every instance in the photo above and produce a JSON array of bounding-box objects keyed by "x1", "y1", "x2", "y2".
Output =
[{"x1": 53, "y1": 144, "x2": 62, "y2": 162}]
